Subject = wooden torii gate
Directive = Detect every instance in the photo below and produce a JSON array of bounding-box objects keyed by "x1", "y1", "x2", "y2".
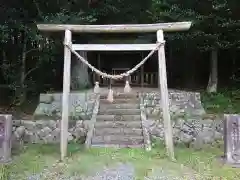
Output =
[{"x1": 37, "y1": 22, "x2": 192, "y2": 161}]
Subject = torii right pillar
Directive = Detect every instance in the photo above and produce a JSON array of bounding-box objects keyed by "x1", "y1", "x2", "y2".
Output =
[{"x1": 157, "y1": 30, "x2": 175, "y2": 161}]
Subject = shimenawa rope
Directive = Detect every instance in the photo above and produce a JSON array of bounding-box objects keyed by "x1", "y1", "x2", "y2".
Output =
[
  {"x1": 64, "y1": 41, "x2": 165, "y2": 80},
  {"x1": 64, "y1": 41, "x2": 165, "y2": 102}
]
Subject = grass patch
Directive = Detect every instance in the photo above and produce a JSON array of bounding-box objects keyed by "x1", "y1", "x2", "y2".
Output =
[
  {"x1": 9, "y1": 144, "x2": 60, "y2": 179},
  {"x1": 201, "y1": 89, "x2": 240, "y2": 114},
  {"x1": 3, "y1": 142, "x2": 240, "y2": 180},
  {"x1": 0, "y1": 165, "x2": 11, "y2": 180},
  {"x1": 175, "y1": 145, "x2": 240, "y2": 179}
]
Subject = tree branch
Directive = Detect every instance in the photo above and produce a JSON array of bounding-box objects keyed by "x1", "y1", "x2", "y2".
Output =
[
  {"x1": 23, "y1": 66, "x2": 40, "y2": 80},
  {"x1": 32, "y1": 0, "x2": 43, "y2": 19},
  {"x1": 26, "y1": 48, "x2": 39, "y2": 54}
]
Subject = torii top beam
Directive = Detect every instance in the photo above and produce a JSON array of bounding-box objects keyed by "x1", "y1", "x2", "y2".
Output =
[{"x1": 37, "y1": 21, "x2": 192, "y2": 33}]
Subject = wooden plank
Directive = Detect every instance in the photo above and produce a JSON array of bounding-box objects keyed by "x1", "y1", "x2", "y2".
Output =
[
  {"x1": 72, "y1": 44, "x2": 156, "y2": 51},
  {"x1": 61, "y1": 29, "x2": 72, "y2": 160},
  {"x1": 37, "y1": 22, "x2": 192, "y2": 33},
  {"x1": 157, "y1": 30, "x2": 175, "y2": 160}
]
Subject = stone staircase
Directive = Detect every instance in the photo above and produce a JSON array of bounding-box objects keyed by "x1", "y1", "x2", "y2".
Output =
[{"x1": 90, "y1": 93, "x2": 146, "y2": 148}]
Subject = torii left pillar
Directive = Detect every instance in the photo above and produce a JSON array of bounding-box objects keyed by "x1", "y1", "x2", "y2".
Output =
[{"x1": 61, "y1": 29, "x2": 72, "y2": 160}]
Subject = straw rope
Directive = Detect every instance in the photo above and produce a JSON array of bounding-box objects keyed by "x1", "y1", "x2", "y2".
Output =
[{"x1": 64, "y1": 41, "x2": 165, "y2": 80}]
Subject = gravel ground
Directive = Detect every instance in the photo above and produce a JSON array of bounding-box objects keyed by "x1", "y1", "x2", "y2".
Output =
[
  {"x1": 25, "y1": 163, "x2": 193, "y2": 180},
  {"x1": 83, "y1": 163, "x2": 135, "y2": 180},
  {"x1": 25, "y1": 163, "x2": 134, "y2": 180},
  {"x1": 145, "y1": 167, "x2": 197, "y2": 180}
]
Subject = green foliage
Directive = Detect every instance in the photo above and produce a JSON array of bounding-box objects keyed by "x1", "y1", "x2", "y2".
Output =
[
  {"x1": 0, "y1": 0, "x2": 100, "y2": 105},
  {"x1": 201, "y1": 89, "x2": 240, "y2": 114},
  {"x1": 149, "y1": 0, "x2": 240, "y2": 51},
  {"x1": 88, "y1": 0, "x2": 151, "y2": 23},
  {"x1": 43, "y1": 11, "x2": 97, "y2": 24},
  {"x1": 0, "y1": 165, "x2": 10, "y2": 180}
]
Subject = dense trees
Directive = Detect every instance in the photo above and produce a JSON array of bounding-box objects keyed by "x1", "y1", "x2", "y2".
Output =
[
  {"x1": 149, "y1": 0, "x2": 240, "y2": 91},
  {"x1": 0, "y1": 0, "x2": 240, "y2": 105},
  {"x1": 0, "y1": 0, "x2": 96, "y2": 104}
]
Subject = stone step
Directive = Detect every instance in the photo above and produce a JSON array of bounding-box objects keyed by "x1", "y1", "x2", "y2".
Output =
[
  {"x1": 94, "y1": 128, "x2": 143, "y2": 136},
  {"x1": 94, "y1": 121, "x2": 142, "y2": 128},
  {"x1": 90, "y1": 144, "x2": 144, "y2": 148},
  {"x1": 91, "y1": 135, "x2": 144, "y2": 145},
  {"x1": 100, "y1": 93, "x2": 139, "y2": 99},
  {"x1": 99, "y1": 103, "x2": 139, "y2": 110},
  {"x1": 98, "y1": 109, "x2": 141, "y2": 115},
  {"x1": 96, "y1": 115, "x2": 141, "y2": 121},
  {"x1": 100, "y1": 98, "x2": 139, "y2": 104}
]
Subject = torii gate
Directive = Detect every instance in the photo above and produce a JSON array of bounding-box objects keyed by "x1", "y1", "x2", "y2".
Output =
[{"x1": 37, "y1": 22, "x2": 192, "y2": 161}]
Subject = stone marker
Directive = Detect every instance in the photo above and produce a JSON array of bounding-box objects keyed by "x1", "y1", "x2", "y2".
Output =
[
  {"x1": 221, "y1": 114, "x2": 240, "y2": 167},
  {"x1": 0, "y1": 114, "x2": 12, "y2": 163}
]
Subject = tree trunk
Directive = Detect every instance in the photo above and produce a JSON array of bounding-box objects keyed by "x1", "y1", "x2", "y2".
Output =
[
  {"x1": 18, "y1": 37, "x2": 27, "y2": 105},
  {"x1": 1, "y1": 50, "x2": 8, "y2": 80},
  {"x1": 231, "y1": 50, "x2": 237, "y2": 85},
  {"x1": 184, "y1": 47, "x2": 195, "y2": 89},
  {"x1": 207, "y1": 49, "x2": 218, "y2": 93},
  {"x1": 71, "y1": 51, "x2": 90, "y2": 90}
]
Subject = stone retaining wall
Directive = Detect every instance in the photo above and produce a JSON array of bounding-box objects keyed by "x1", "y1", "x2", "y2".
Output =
[
  {"x1": 33, "y1": 91, "x2": 97, "y2": 120},
  {"x1": 13, "y1": 120, "x2": 89, "y2": 144},
  {"x1": 7, "y1": 90, "x2": 224, "y2": 148},
  {"x1": 143, "y1": 117, "x2": 223, "y2": 149},
  {"x1": 11, "y1": 117, "x2": 224, "y2": 149},
  {"x1": 142, "y1": 90, "x2": 206, "y2": 118},
  {"x1": 141, "y1": 90, "x2": 223, "y2": 148}
]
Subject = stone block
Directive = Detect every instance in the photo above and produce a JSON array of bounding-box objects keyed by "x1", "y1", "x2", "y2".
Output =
[
  {"x1": 52, "y1": 128, "x2": 60, "y2": 140},
  {"x1": 73, "y1": 128, "x2": 86, "y2": 139},
  {"x1": 50, "y1": 102, "x2": 61, "y2": 114},
  {"x1": 75, "y1": 120, "x2": 83, "y2": 128},
  {"x1": 47, "y1": 120, "x2": 57, "y2": 130},
  {"x1": 0, "y1": 114, "x2": 12, "y2": 163},
  {"x1": 68, "y1": 133, "x2": 74, "y2": 141},
  {"x1": 24, "y1": 130, "x2": 37, "y2": 143},
  {"x1": 43, "y1": 134, "x2": 55, "y2": 144},
  {"x1": 14, "y1": 126, "x2": 25, "y2": 139},
  {"x1": 21, "y1": 121, "x2": 36, "y2": 131},
  {"x1": 179, "y1": 131, "x2": 193, "y2": 144},
  {"x1": 34, "y1": 103, "x2": 53, "y2": 118},
  {"x1": 37, "y1": 127, "x2": 52, "y2": 138},
  {"x1": 222, "y1": 114, "x2": 240, "y2": 166},
  {"x1": 35, "y1": 120, "x2": 49, "y2": 129},
  {"x1": 39, "y1": 94, "x2": 53, "y2": 104}
]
